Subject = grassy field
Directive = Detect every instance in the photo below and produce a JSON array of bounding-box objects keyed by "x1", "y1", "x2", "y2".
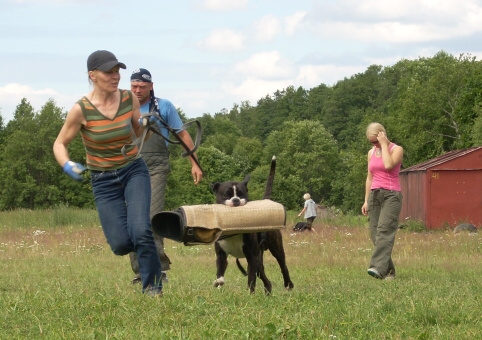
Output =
[{"x1": 1, "y1": 208, "x2": 481, "y2": 339}]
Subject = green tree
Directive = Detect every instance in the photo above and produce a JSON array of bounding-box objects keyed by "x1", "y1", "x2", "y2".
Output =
[
  {"x1": 0, "y1": 99, "x2": 93, "y2": 210},
  {"x1": 322, "y1": 65, "x2": 388, "y2": 150},
  {"x1": 0, "y1": 99, "x2": 37, "y2": 209},
  {"x1": 227, "y1": 101, "x2": 263, "y2": 140},
  {"x1": 306, "y1": 83, "x2": 331, "y2": 122},
  {"x1": 263, "y1": 120, "x2": 340, "y2": 210},
  {"x1": 472, "y1": 103, "x2": 482, "y2": 144},
  {"x1": 0, "y1": 112, "x2": 5, "y2": 146},
  {"x1": 386, "y1": 52, "x2": 482, "y2": 165},
  {"x1": 332, "y1": 149, "x2": 367, "y2": 214},
  {"x1": 232, "y1": 137, "x2": 264, "y2": 172}
]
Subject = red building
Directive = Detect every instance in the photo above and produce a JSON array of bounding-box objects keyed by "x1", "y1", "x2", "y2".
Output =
[{"x1": 399, "y1": 146, "x2": 482, "y2": 229}]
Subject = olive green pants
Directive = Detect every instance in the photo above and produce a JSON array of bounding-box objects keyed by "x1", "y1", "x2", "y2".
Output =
[
  {"x1": 368, "y1": 189, "x2": 402, "y2": 278},
  {"x1": 130, "y1": 155, "x2": 171, "y2": 276}
]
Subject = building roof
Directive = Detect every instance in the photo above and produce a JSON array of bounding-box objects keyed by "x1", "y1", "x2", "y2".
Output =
[{"x1": 401, "y1": 146, "x2": 482, "y2": 172}]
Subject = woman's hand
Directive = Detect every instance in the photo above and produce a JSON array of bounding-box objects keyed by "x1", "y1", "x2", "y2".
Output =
[
  {"x1": 361, "y1": 202, "x2": 368, "y2": 216},
  {"x1": 377, "y1": 131, "x2": 389, "y2": 147}
]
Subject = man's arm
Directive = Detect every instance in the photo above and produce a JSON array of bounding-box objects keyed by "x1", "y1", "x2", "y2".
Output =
[{"x1": 177, "y1": 129, "x2": 203, "y2": 185}]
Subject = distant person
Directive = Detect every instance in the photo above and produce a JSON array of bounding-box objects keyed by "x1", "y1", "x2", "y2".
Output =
[
  {"x1": 361, "y1": 122, "x2": 403, "y2": 280},
  {"x1": 53, "y1": 50, "x2": 162, "y2": 296},
  {"x1": 129, "y1": 68, "x2": 203, "y2": 284},
  {"x1": 298, "y1": 193, "x2": 317, "y2": 231}
]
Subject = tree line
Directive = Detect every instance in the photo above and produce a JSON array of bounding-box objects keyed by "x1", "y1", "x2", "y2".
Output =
[{"x1": 1, "y1": 51, "x2": 481, "y2": 213}]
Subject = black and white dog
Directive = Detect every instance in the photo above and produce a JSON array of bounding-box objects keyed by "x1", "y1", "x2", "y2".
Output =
[
  {"x1": 293, "y1": 221, "x2": 309, "y2": 232},
  {"x1": 211, "y1": 156, "x2": 294, "y2": 294}
]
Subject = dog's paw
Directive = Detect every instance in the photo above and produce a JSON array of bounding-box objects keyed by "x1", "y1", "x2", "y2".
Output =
[{"x1": 213, "y1": 277, "x2": 225, "y2": 287}]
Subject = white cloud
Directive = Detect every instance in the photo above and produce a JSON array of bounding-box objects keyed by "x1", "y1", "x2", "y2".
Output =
[
  {"x1": 0, "y1": 83, "x2": 74, "y2": 122},
  {"x1": 224, "y1": 50, "x2": 366, "y2": 104},
  {"x1": 306, "y1": 0, "x2": 482, "y2": 43},
  {"x1": 295, "y1": 64, "x2": 367, "y2": 88},
  {"x1": 351, "y1": 0, "x2": 482, "y2": 25},
  {"x1": 201, "y1": 0, "x2": 248, "y2": 11},
  {"x1": 233, "y1": 51, "x2": 296, "y2": 79},
  {"x1": 320, "y1": 0, "x2": 467, "y2": 21},
  {"x1": 197, "y1": 29, "x2": 246, "y2": 52},
  {"x1": 224, "y1": 51, "x2": 298, "y2": 104},
  {"x1": 328, "y1": 22, "x2": 447, "y2": 43},
  {"x1": 171, "y1": 89, "x2": 229, "y2": 115},
  {"x1": 253, "y1": 15, "x2": 281, "y2": 42},
  {"x1": 0, "y1": 83, "x2": 57, "y2": 97},
  {"x1": 284, "y1": 11, "x2": 307, "y2": 35},
  {"x1": 223, "y1": 77, "x2": 292, "y2": 103},
  {"x1": 224, "y1": 54, "x2": 376, "y2": 105}
]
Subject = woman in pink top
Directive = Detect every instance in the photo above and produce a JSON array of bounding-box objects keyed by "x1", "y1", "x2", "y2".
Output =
[{"x1": 361, "y1": 123, "x2": 403, "y2": 280}]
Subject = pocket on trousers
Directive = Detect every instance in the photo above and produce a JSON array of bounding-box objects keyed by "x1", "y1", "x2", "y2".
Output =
[{"x1": 90, "y1": 171, "x2": 104, "y2": 183}]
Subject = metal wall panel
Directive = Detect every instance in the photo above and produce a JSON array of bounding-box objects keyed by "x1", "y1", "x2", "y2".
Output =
[{"x1": 399, "y1": 147, "x2": 482, "y2": 229}]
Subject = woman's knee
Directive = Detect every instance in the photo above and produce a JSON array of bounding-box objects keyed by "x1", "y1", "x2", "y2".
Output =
[{"x1": 109, "y1": 239, "x2": 133, "y2": 255}]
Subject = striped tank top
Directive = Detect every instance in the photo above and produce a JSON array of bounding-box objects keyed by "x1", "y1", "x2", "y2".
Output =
[{"x1": 78, "y1": 89, "x2": 138, "y2": 171}]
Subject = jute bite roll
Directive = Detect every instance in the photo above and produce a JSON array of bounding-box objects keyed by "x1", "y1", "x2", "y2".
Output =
[{"x1": 151, "y1": 199, "x2": 286, "y2": 245}]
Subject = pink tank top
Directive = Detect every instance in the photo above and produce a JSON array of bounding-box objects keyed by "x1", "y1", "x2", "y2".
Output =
[{"x1": 369, "y1": 143, "x2": 401, "y2": 191}]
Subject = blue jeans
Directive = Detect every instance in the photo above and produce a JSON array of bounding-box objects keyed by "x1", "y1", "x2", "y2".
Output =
[{"x1": 90, "y1": 158, "x2": 162, "y2": 292}]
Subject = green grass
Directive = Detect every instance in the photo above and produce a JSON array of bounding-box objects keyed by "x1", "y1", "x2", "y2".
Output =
[{"x1": 1, "y1": 209, "x2": 481, "y2": 339}]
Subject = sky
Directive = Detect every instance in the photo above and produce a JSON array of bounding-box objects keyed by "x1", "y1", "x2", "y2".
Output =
[{"x1": 2, "y1": 0, "x2": 482, "y2": 123}]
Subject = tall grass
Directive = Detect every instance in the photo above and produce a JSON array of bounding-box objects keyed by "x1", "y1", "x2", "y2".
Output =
[
  {"x1": 0, "y1": 207, "x2": 100, "y2": 230},
  {"x1": 1, "y1": 209, "x2": 481, "y2": 339}
]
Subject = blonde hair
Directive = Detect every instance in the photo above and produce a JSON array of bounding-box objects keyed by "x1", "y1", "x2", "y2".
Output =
[
  {"x1": 303, "y1": 193, "x2": 311, "y2": 200},
  {"x1": 366, "y1": 122, "x2": 387, "y2": 139}
]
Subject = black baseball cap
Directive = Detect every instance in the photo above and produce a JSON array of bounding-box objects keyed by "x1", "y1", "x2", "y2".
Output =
[
  {"x1": 130, "y1": 68, "x2": 152, "y2": 82},
  {"x1": 87, "y1": 50, "x2": 126, "y2": 72}
]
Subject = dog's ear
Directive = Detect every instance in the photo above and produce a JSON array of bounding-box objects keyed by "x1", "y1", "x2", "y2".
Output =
[
  {"x1": 211, "y1": 182, "x2": 220, "y2": 193},
  {"x1": 242, "y1": 174, "x2": 251, "y2": 184}
]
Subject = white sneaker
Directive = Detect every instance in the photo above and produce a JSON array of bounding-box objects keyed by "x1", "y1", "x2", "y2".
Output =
[{"x1": 367, "y1": 267, "x2": 382, "y2": 279}]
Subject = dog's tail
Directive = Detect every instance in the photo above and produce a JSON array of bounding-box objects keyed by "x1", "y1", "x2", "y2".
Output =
[
  {"x1": 235, "y1": 259, "x2": 248, "y2": 276},
  {"x1": 263, "y1": 155, "x2": 276, "y2": 200}
]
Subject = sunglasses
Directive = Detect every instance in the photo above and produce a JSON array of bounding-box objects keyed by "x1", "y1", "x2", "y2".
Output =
[{"x1": 369, "y1": 140, "x2": 379, "y2": 145}]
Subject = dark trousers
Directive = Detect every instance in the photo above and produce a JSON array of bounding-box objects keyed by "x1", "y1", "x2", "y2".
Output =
[
  {"x1": 130, "y1": 154, "x2": 172, "y2": 277},
  {"x1": 368, "y1": 189, "x2": 402, "y2": 277},
  {"x1": 306, "y1": 216, "x2": 316, "y2": 229}
]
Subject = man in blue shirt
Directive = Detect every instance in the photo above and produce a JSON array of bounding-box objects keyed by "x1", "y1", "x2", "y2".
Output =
[{"x1": 129, "y1": 68, "x2": 203, "y2": 283}]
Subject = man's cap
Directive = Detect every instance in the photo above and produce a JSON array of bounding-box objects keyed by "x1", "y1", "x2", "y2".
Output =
[
  {"x1": 87, "y1": 50, "x2": 126, "y2": 72},
  {"x1": 130, "y1": 68, "x2": 152, "y2": 82}
]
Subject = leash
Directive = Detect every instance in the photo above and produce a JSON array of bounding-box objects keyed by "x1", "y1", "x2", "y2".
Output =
[
  {"x1": 121, "y1": 94, "x2": 206, "y2": 180},
  {"x1": 146, "y1": 112, "x2": 204, "y2": 175}
]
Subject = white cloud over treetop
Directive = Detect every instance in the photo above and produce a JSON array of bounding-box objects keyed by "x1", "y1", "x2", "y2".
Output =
[
  {"x1": 0, "y1": 83, "x2": 57, "y2": 96},
  {"x1": 233, "y1": 51, "x2": 295, "y2": 79}
]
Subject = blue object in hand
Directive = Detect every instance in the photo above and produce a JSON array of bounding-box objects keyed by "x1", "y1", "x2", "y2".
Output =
[{"x1": 63, "y1": 161, "x2": 86, "y2": 181}]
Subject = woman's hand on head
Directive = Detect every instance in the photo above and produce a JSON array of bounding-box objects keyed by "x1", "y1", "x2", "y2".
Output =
[{"x1": 377, "y1": 131, "x2": 389, "y2": 146}]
